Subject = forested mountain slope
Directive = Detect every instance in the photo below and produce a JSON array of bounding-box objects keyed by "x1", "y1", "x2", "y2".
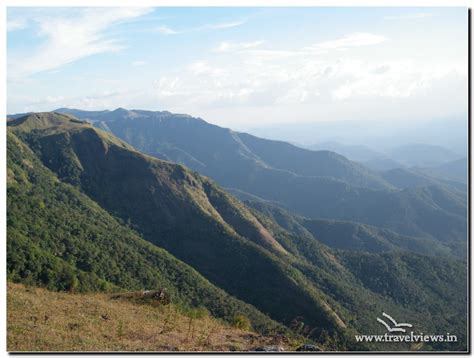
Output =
[
  {"x1": 7, "y1": 127, "x2": 282, "y2": 333},
  {"x1": 52, "y1": 108, "x2": 467, "y2": 244},
  {"x1": 7, "y1": 112, "x2": 467, "y2": 350}
]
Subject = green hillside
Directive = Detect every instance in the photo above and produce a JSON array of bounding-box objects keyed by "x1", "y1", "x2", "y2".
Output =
[
  {"x1": 7, "y1": 128, "x2": 283, "y2": 334},
  {"x1": 7, "y1": 112, "x2": 468, "y2": 351},
  {"x1": 246, "y1": 200, "x2": 467, "y2": 351},
  {"x1": 8, "y1": 113, "x2": 349, "y2": 342}
]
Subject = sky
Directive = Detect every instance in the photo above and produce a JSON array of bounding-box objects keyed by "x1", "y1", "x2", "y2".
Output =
[{"x1": 6, "y1": 7, "x2": 468, "y2": 128}]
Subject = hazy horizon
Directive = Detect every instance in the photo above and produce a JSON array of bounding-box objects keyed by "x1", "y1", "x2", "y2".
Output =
[{"x1": 7, "y1": 106, "x2": 467, "y2": 156}]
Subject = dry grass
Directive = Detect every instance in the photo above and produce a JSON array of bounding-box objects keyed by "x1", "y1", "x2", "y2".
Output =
[{"x1": 7, "y1": 283, "x2": 280, "y2": 352}]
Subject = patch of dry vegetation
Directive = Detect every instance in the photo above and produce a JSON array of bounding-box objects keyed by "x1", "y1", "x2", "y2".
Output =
[{"x1": 7, "y1": 283, "x2": 280, "y2": 352}]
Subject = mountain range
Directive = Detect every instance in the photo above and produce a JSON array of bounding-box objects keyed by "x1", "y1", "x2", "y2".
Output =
[
  {"x1": 52, "y1": 108, "x2": 467, "y2": 249},
  {"x1": 7, "y1": 110, "x2": 468, "y2": 351},
  {"x1": 245, "y1": 117, "x2": 467, "y2": 156},
  {"x1": 307, "y1": 142, "x2": 403, "y2": 171},
  {"x1": 307, "y1": 141, "x2": 466, "y2": 174}
]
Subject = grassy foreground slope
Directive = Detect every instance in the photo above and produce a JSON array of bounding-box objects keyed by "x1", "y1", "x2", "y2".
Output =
[{"x1": 7, "y1": 283, "x2": 283, "y2": 352}]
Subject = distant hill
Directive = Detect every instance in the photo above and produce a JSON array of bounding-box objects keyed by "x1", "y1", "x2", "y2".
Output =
[
  {"x1": 307, "y1": 141, "x2": 407, "y2": 171},
  {"x1": 362, "y1": 156, "x2": 407, "y2": 171},
  {"x1": 381, "y1": 167, "x2": 467, "y2": 192},
  {"x1": 246, "y1": 200, "x2": 463, "y2": 258},
  {"x1": 418, "y1": 158, "x2": 468, "y2": 184},
  {"x1": 7, "y1": 112, "x2": 467, "y2": 350},
  {"x1": 53, "y1": 108, "x2": 467, "y2": 243},
  {"x1": 307, "y1": 142, "x2": 383, "y2": 162},
  {"x1": 307, "y1": 142, "x2": 467, "y2": 177},
  {"x1": 244, "y1": 117, "x2": 467, "y2": 156},
  {"x1": 386, "y1": 143, "x2": 462, "y2": 167},
  {"x1": 7, "y1": 112, "x2": 34, "y2": 121}
]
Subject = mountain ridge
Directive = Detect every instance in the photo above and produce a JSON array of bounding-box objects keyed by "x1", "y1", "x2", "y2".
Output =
[{"x1": 49, "y1": 108, "x2": 467, "y2": 244}]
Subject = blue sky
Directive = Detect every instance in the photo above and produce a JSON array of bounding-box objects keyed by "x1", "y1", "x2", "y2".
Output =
[{"x1": 7, "y1": 7, "x2": 468, "y2": 127}]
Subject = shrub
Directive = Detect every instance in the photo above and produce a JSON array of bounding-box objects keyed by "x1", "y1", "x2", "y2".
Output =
[{"x1": 232, "y1": 314, "x2": 251, "y2": 331}]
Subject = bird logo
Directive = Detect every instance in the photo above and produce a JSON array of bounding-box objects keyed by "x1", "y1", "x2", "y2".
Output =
[{"x1": 377, "y1": 312, "x2": 413, "y2": 333}]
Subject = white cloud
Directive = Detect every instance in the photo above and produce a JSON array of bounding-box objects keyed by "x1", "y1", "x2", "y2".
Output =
[
  {"x1": 155, "y1": 25, "x2": 179, "y2": 35},
  {"x1": 385, "y1": 13, "x2": 433, "y2": 20},
  {"x1": 132, "y1": 60, "x2": 146, "y2": 67},
  {"x1": 8, "y1": 15, "x2": 465, "y2": 128},
  {"x1": 153, "y1": 19, "x2": 246, "y2": 36},
  {"x1": 8, "y1": 7, "x2": 152, "y2": 79},
  {"x1": 310, "y1": 33, "x2": 387, "y2": 51},
  {"x1": 187, "y1": 61, "x2": 224, "y2": 76},
  {"x1": 216, "y1": 40, "x2": 264, "y2": 53},
  {"x1": 330, "y1": 61, "x2": 466, "y2": 100},
  {"x1": 44, "y1": 95, "x2": 65, "y2": 103},
  {"x1": 7, "y1": 18, "x2": 28, "y2": 32},
  {"x1": 208, "y1": 20, "x2": 246, "y2": 30},
  {"x1": 67, "y1": 90, "x2": 136, "y2": 110},
  {"x1": 149, "y1": 31, "x2": 465, "y2": 121}
]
